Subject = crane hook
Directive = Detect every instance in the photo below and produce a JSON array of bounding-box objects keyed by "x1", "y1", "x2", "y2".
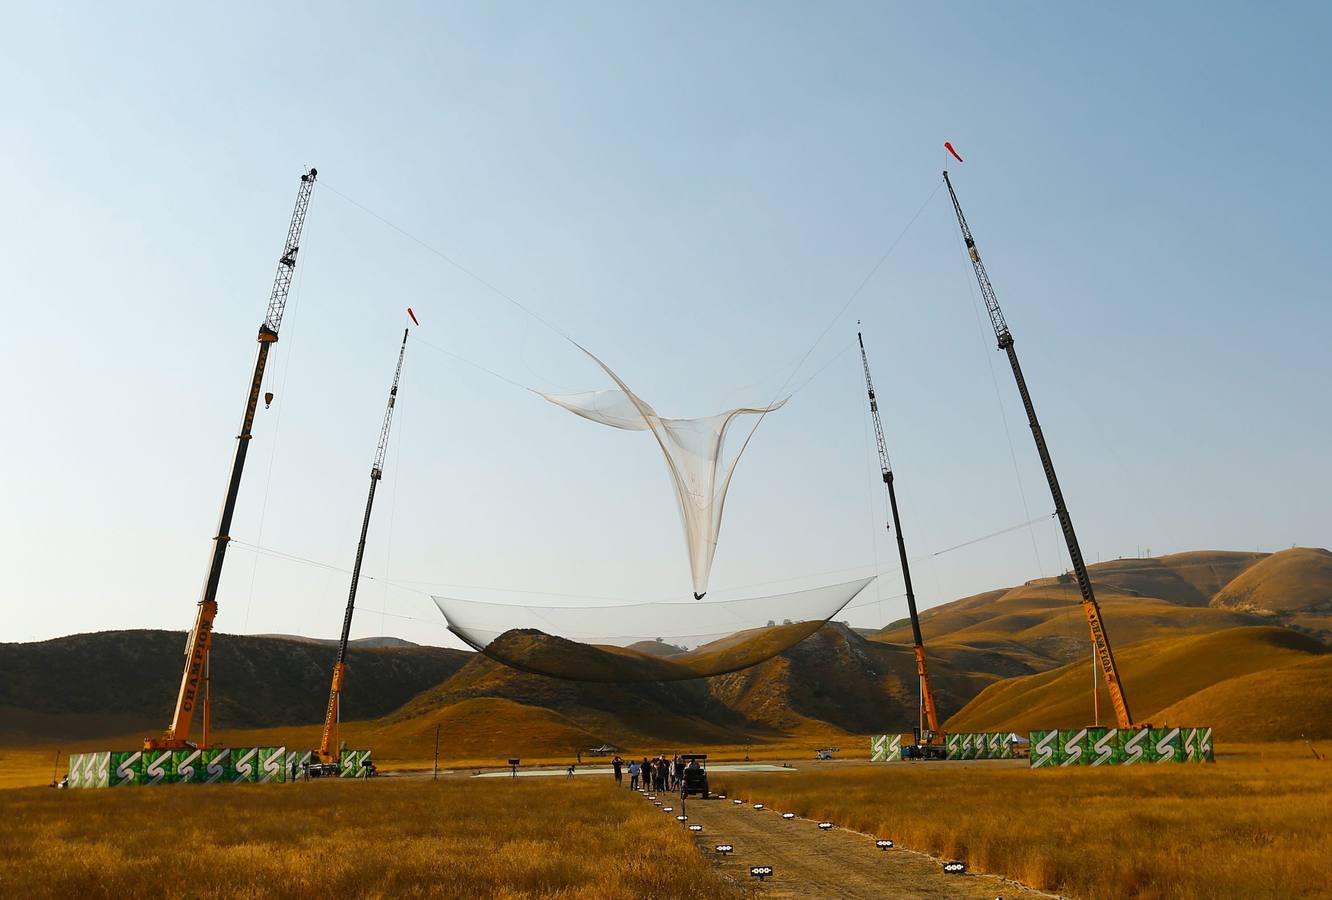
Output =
[{"x1": 264, "y1": 391, "x2": 274, "y2": 409}]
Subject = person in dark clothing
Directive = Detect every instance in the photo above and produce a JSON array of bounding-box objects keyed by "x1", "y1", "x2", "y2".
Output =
[
  {"x1": 673, "y1": 755, "x2": 685, "y2": 790},
  {"x1": 612, "y1": 755, "x2": 623, "y2": 786}
]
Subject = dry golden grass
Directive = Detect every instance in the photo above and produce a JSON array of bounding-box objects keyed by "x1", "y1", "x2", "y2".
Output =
[
  {"x1": 0, "y1": 777, "x2": 739, "y2": 899},
  {"x1": 713, "y1": 742, "x2": 1332, "y2": 900},
  {"x1": 1211, "y1": 547, "x2": 1332, "y2": 613}
]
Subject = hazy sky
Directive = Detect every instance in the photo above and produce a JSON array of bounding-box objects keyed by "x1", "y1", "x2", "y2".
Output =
[{"x1": 3, "y1": 2, "x2": 1328, "y2": 648}]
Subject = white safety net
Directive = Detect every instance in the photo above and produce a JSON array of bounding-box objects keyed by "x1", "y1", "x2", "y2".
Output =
[
  {"x1": 543, "y1": 346, "x2": 786, "y2": 598},
  {"x1": 433, "y1": 577, "x2": 874, "y2": 682}
]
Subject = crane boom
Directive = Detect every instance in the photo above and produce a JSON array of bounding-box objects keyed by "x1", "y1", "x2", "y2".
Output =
[
  {"x1": 318, "y1": 328, "x2": 410, "y2": 764},
  {"x1": 857, "y1": 331, "x2": 942, "y2": 738},
  {"x1": 942, "y1": 170, "x2": 1134, "y2": 729},
  {"x1": 145, "y1": 168, "x2": 317, "y2": 751}
]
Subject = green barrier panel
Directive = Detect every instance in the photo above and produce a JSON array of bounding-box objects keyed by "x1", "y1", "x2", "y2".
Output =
[
  {"x1": 1058, "y1": 728, "x2": 1090, "y2": 766},
  {"x1": 257, "y1": 747, "x2": 286, "y2": 783},
  {"x1": 110, "y1": 751, "x2": 142, "y2": 786},
  {"x1": 986, "y1": 732, "x2": 1004, "y2": 759},
  {"x1": 340, "y1": 749, "x2": 371, "y2": 778},
  {"x1": 172, "y1": 749, "x2": 204, "y2": 783},
  {"x1": 1149, "y1": 727, "x2": 1183, "y2": 764},
  {"x1": 142, "y1": 750, "x2": 176, "y2": 785},
  {"x1": 77, "y1": 752, "x2": 110, "y2": 788},
  {"x1": 1029, "y1": 730, "x2": 1061, "y2": 768},
  {"x1": 869, "y1": 734, "x2": 901, "y2": 762},
  {"x1": 232, "y1": 747, "x2": 259, "y2": 782},
  {"x1": 1086, "y1": 728, "x2": 1115, "y2": 766},
  {"x1": 1197, "y1": 727, "x2": 1214, "y2": 762},
  {"x1": 945, "y1": 733, "x2": 963, "y2": 760},
  {"x1": 1120, "y1": 728, "x2": 1151, "y2": 765},
  {"x1": 202, "y1": 748, "x2": 234, "y2": 783},
  {"x1": 286, "y1": 750, "x2": 313, "y2": 779}
]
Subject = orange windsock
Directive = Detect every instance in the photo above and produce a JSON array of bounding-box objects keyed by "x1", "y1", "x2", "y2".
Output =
[
  {"x1": 944, "y1": 142, "x2": 964, "y2": 163},
  {"x1": 407, "y1": 307, "x2": 420, "y2": 326}
]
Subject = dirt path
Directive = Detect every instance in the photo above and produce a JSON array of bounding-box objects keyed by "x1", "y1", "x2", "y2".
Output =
[{"x1": 658, "y1": 793, "x2": 1058, "y2": 899}]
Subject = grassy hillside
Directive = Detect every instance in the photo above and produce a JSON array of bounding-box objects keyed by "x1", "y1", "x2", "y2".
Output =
[
  {"x1": 1211, "y1": 547, "x2": 1332, "y2": 620},
  {"x1": 0, "y1": 630, "x2": 469, "y2": 743},
  {"x1": 946, "y1": 626, "x2": 1328, "y2": 733},
  {"x1": 875, "y1": 551, "x2": 1271, "y2": 672},
  {"x1": 1153, "y1": 655, "x2": 1332, "y2": 739}
]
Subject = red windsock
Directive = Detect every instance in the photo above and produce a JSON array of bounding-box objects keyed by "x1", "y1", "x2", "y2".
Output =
[
  {"x1": 944, "y1": 142, "x2": 964, "y2": 163},
  {"x1": 407, "y1": 307, "x2": 420, "y2": 326}
]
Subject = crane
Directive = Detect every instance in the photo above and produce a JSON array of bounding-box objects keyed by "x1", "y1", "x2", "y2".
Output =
[
  {"x1": 942, "y1": 168, "x2": 1135, "y2": 729},
  {"x1": 144, "y1": 168, "x2": 318, "y2": 752},
  {"x1": 857, "y1": 330, "x2": 943, "y2": 749},
  {"x1": 316, "y1": 328, "x2": 411, "y2": 768}
]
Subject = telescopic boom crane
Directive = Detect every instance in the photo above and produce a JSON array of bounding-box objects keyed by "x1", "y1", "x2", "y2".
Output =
[
  {"x1": 857, "y1": 331, "x2": 942, "y2": 741},
  {"x1": 942, "y1": 169, "x2": 1134, "y2": 729},
  {"x1": 317, "y1": 328, "x2": 410, "y2": 765},
  {"x1": 145, "y1": 168, "x2": 317, "y2": 752}
]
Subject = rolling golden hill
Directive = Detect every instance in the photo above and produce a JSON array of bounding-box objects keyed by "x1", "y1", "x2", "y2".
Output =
[
  {"x1": 1152, "y1": 655, "x2": 1332, "y2": 739},
  {"x1": 8, "y1": 547, "x2": 1331, "y2": 760},
  {"x1": 945, "y1": 625, "x2": 1328, "y2": 733}
]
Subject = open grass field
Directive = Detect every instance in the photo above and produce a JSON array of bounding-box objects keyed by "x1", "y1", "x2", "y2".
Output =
[
  {"x1": 0, "y1": 777, "x2": 739, "y2": 899},
  {"x1": 712, "y1": 742, "x2": 1332, "y2": 899}
]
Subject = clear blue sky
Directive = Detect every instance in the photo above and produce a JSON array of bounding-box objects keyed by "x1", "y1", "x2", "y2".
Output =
[{"x1": 2, "y1": 2, "x2": 1328, "y2": 646}]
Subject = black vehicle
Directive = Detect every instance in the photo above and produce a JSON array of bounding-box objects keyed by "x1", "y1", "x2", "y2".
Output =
[{"x1": 679, "y1": 754, "x2": 710, "y2": 799}]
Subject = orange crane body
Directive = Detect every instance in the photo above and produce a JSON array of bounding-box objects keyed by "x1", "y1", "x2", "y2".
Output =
[
  {"x1": 317, "y1": 329, "x2": 410, "y2": 765},
  {"x1": 943, "y1": 169, "x2": 1134, "y2": 729},
  {"x1": 857, "y1": 331, "x2": 942, "y2": 741},
  {"x1": 145, "y1": 170, "x2": 316, "y2": 751}
]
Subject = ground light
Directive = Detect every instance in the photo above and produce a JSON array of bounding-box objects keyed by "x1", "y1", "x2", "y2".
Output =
[
  {"x1": 818, "y1": 822, "x2": 834, "y2": 831},
  {"x1": 876, "y1": 839, "x2": 894, "y2": 850},
  {"x1": 715, "y1": 845, "x2": 734, "y2": 855},
  {"x1": 689, "y1": 824, "x2": 703, "y2": 832},
  {"x1": 782, "y1": 813, "x2": 796, "y2": 820},
  {"x1": 753, "y1": 804, "x2": 765, "y2": 810},
  {"x1": 653, "y1": 801, "x2": 662, "y2": 807},
  {"x1": 663, "y1": 807, "x2": 673, "y2": 812},
  {"x1": 750, "y1": 866, "x2": 774, "y2": 882},
  {"x1": 943, "y1": 862, "x2": 967, "y2": 874},
  {"x1": 733, "y1": 799, "x2": 743, "y2": 805},
  {"x1": 677, "y1": 815, "x2": 689, "y2": 822}
]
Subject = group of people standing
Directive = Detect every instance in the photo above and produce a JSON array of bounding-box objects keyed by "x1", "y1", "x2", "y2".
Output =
[{"x1": 612, "y1": 754, "x2": 685, "y2": 792}]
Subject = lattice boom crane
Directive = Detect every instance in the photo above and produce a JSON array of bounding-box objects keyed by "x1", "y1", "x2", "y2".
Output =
[
  {"x1": 145, "y1": 168, "x2": 317, "y2": 751},
  {"x1": 942, "y1": 168, "x2": 1134, "y2": 729},
  {"x1": 317, "y1": 328, "x2": 410, "y2": 765},
  {"x1": 857, "y1": 331, "x2": 942, "y2": 741}
]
